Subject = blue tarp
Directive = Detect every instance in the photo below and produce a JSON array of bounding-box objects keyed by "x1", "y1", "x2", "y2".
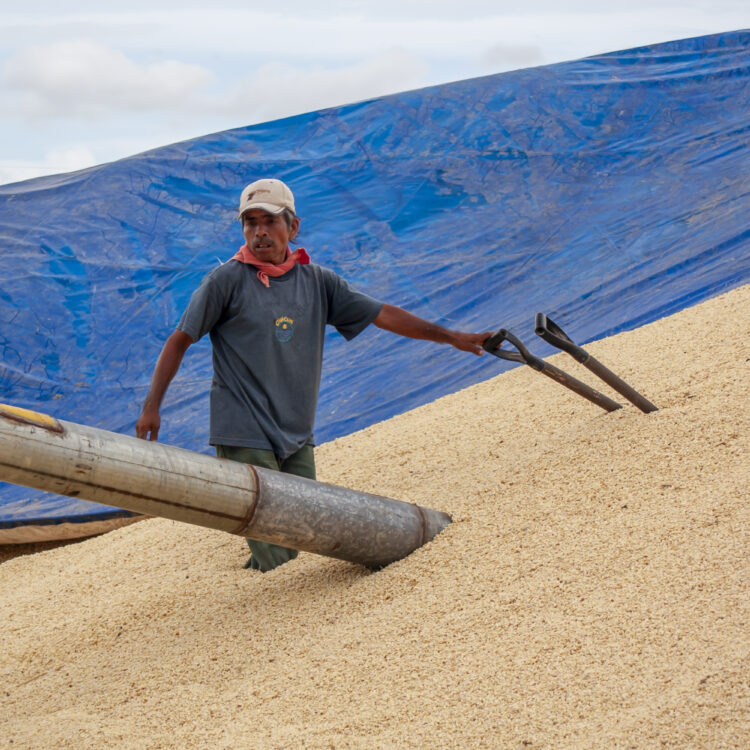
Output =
[{"x1": 1, "y1": 30, "x2": 749, "y2": 534}]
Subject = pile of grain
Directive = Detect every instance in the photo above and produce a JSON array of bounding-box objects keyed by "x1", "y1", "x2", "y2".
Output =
[{"x1": 2, "y1": 285, "x2": 748, "y2": 749}]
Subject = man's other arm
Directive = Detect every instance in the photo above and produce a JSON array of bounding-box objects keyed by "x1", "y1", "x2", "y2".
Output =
[{"x1": 135, "y1": 330, "x2": 194, "y2": 440}]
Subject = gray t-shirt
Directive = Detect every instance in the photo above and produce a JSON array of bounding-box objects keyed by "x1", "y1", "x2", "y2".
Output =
[{"x1": 178, "y1": 259, "x2": 382, "y2": 458}]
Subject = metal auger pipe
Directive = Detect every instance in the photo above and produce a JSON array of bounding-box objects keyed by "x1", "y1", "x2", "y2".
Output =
[{"x1": 0, "y1": 404, "x2": 451, "y2": 569}]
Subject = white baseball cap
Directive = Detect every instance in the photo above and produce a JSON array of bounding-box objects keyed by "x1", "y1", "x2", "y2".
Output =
[{"x1": 238, "y1": 178, "x2": 296, "y2": 218}]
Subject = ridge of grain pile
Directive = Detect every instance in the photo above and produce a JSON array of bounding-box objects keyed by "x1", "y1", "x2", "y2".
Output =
[{"x1": 2, "y1": 284, "x2": 748, "y2": 749}]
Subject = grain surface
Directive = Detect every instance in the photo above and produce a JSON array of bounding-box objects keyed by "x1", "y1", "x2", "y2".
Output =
[{"x1": 1, "y1": 285, "x2": 748, "y2": 749}]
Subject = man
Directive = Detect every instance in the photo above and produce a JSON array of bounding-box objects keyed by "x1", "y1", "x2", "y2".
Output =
[{"x1": 136, "y1": 178, "x2": 490, "y2": 572}]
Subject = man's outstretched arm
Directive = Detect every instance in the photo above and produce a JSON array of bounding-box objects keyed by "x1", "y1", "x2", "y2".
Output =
[
  {"x1": 135, "y1": 330, "x2": 194, "y2": 441},
  {"x1": 373, "y1": 304, "x2": 491, "y2": 356}
]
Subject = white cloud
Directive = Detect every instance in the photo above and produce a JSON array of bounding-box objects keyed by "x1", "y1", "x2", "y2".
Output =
[
  {"x1": 3, "y1": 39, "x2": 213, "y2": 117},
  {"x1": 217, "y1": 49, "x2": 430, "y2": 122},
  {"x1": 0, "y1": 145, "x2": 96, "y2": 186},
  {"x1": 479, "y1": 43, "x2": 544, "y2": 69},
  {"x1": 2, "y1": 37, "x2": 428, "y2": 125}
]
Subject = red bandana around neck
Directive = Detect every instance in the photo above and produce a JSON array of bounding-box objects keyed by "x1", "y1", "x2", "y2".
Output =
[{"x1": 232, "y1": 245, "x2": 310, "y2": 288}]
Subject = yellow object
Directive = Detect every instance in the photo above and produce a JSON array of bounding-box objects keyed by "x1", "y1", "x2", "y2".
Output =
[{"x1": 0, "y1": 403, "x2": 62, "y2": 432}]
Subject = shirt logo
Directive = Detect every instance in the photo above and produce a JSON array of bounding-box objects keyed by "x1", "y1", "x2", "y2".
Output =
[{"x1": 275, "y1": 316, "x2": 295, "y2": 342}]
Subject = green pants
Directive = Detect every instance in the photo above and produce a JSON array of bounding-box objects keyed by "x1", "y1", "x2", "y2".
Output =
[{"x1": 216, "y1": 444, "x2": 316, "y2": 572}]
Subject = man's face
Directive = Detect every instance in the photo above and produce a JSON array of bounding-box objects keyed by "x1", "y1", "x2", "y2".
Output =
[{"x1": 241, "y1": 209, "x2": 299, "y2": 265}]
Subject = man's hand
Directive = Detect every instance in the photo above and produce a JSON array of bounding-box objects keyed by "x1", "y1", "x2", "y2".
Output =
[
  {"x1": 445, "y1": 331, "x2": 492, "y2": 356},
  {"x1": 135, "y1": 407, "x2": 161, "y2": 441},
  {"x1": 373, "y1": 304, "x2": 492, "y2": 356}
]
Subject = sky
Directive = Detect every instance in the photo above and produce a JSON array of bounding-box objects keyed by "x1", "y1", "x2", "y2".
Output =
[{"x1": 1, "y1": 1, "x2": 747, "y2": 186}]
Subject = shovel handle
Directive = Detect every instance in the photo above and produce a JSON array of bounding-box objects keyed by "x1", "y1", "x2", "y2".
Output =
[
  {"x1": 483, "y1": 329, "x2": 543, "y2": 370},
  {"x1": 535, "y1": 313, "x2": 587, "y2": 363},
  {"x1": 483, "y1": 327, "x2": 621, "y2": 412}
]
